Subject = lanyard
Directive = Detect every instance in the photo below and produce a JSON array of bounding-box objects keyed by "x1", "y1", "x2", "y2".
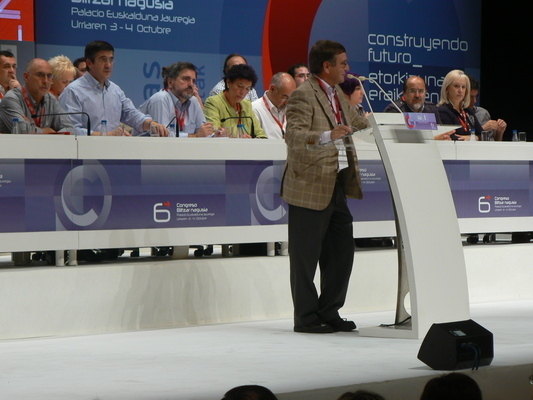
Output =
[
  {"x1": 447, "y1": 103, "x2": 471, "y2": 132},
  {"x1": 166, "y1": 89, "x2": 188, "y2": 131},
  {"x1": 262, "y1": 95, "x2": 285, "y2": 136},
  {"x1": 22, "y1": 87, "x2": 44, "y2": 127},
  {"x1": 455, "y1": 107, "x2": 470, "y2": 132},
  {"x1": 316, "y1": 78, "x2": 343, "y2": 125},
  {"x1": 224, "y1": 92, "x2": 242, "y2": 124},
  {"x1": 175, "y1": 105, "x2": 187, "y2": 131}
]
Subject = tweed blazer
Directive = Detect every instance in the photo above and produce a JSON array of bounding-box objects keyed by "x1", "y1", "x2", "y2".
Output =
[{"x1": 281, "y1": 75, "x2": 369, "y2": 211}]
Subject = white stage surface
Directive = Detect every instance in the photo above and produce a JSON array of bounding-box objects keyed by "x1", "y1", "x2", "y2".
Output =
[
  {"x1": 2, "y1": 242, "x2": 533, "y2": 400},
  {"x1": 1, "y1": 300, "x2": 532, "y2": 400}
]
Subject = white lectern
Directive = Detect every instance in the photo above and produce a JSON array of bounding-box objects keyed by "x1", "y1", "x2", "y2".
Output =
[{"x1": 358, "y1": 113, "x2": 470, "y2": 339}]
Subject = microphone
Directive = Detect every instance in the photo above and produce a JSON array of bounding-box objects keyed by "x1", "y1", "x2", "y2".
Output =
[
  {"x1": 354, "y1": 76, "x2": 404, "y2": 114},
  {"x1": 165, "y1": 116, "x2": 176, "y2": 129},
  {"x1": 220, "y1": 115, "x2": 256, "y2": 137},
  {"x1": 31, "y1": 111, "x2": 92, "y2": 136}
]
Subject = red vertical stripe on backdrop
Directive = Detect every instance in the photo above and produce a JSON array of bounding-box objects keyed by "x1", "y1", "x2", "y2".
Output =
[
  {"x1": 261, "y1": 0, "x2": 273, "y2": 89},
  {"x1": 261, "y1": 0, "x2": 322, "y2": 87}
]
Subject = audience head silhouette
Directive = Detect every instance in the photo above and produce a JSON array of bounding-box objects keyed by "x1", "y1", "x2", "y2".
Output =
[
  {"x1": 221, "y1": 385, "x2": 278, "y2": 400},
  {"x1": 337, "y1": 389, "x2": 386, "y2": 400},
  {"x1": 420, "y1": 373, "x2": 482, "y2": 400}
]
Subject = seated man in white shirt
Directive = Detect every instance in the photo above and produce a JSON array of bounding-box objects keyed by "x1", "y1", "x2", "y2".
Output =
[
  {"x1": 252, "y1": 72, "x2": 295, "y2": 139},
  {"x1": 137, "y1": 61, "x2": 213, "y2": 137},
  {"x1": 59, "y1": 40, "x2": 168, "y2": 136}
]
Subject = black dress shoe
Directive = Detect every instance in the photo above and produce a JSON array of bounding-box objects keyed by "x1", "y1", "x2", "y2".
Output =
[
  {"x1": 294, "y1": 320, "x2": 334, "y2": 333},
  {"x1": 326, "y1": 317, "x2": 356, "y2": 332}
]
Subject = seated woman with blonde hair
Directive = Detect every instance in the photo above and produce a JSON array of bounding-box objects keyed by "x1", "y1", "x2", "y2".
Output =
[
  {"x1": 48, "y1": 55, "x2": 76, "y2": 99},
  {"x1": 437, "y1": 69, "x2": 483, "y2": 141}
]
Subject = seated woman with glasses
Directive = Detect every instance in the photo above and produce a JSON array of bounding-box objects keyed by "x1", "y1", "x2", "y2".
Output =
[{"x1": 204, "y1": 64, "x2": 266, "y2": 138}]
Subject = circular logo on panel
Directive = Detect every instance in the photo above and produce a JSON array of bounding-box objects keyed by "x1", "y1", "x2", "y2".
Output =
[
  {"x1": 55, "y1": 161, "x2": 112, "y2": 229},
  {"x1": 250, "y1": 163, "x2": 287, "y2": 225}
]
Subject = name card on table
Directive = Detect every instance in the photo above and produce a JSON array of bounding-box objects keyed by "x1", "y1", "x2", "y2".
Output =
[{"x1": 403, "y1": 113, "x2": 438, "y2": 130}]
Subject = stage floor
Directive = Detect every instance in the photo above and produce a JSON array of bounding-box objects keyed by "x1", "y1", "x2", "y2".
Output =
[{"x1": 1, "y1": 300, "x2": 532, "y2": 400}]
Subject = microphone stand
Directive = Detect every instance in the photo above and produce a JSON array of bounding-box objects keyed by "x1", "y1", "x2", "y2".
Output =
[
  {"x1": 32, "y1": 111, "x2": 92, "y2": 136},
  {"x1": 165, "y1": 116, "x2": 177, "y2": 129},
  {"x1": 357, "y1": 76, "x2": 404, "y2": 114},
  {"x1": 220, "y1": 115, "x2": 255, "y2": 138}
]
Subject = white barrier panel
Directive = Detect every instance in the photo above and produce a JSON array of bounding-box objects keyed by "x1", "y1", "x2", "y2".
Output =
[{"x1": 1, "y1": 136, "x2": 533, "y2": 252}]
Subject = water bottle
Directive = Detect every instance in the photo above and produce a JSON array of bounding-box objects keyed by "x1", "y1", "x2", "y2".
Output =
[
  {"x1": 169, "y1": 123, "x2": 176, "y2": 137},
  {"x1": 237, "y1": 124, "x2": 246, "y2": 138},
  {"x1": 101, "y1": 120, "x2": 108, "y2": 136},
  {"x1": 11, "y1": 118, "x2": 20, "y2": 134},
  {"x1": 470, "y1": 128, "x2": 476, "y2": 142},
  {"x1": 512, "y1": 129, "x2": 518, "y2": 142}
]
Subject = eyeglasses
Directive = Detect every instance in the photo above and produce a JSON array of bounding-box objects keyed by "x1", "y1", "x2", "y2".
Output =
[
  {"x1": 33, "y1": 72, "x2": 54, "y2": 80},
  {"x1": 295, "y1": 73, "x2": 310, "y2": 79},
  {"x1": 406, "y1": 89, "x2": 426, "y2": 94}
]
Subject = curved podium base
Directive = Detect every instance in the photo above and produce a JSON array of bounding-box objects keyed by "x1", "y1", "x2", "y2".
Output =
[
  {"x1": 359, "y1": 324, "x2": 418, "y2": 339},
  {"x1": 366, "y1": 114, "x2": 471, "y2": 339}
]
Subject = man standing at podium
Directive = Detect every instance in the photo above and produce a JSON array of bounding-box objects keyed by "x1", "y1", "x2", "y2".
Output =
[{"x1": 281, "y1": 40, "x2": 368, "y2": 334}]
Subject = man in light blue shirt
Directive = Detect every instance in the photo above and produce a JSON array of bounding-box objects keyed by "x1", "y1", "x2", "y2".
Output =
[
  {"x1": 137, "y1": 61, "x2": 213, "y2": 137},
  {"x1": 59, "y1": 40, "x2": 168, "y2": 136}
]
